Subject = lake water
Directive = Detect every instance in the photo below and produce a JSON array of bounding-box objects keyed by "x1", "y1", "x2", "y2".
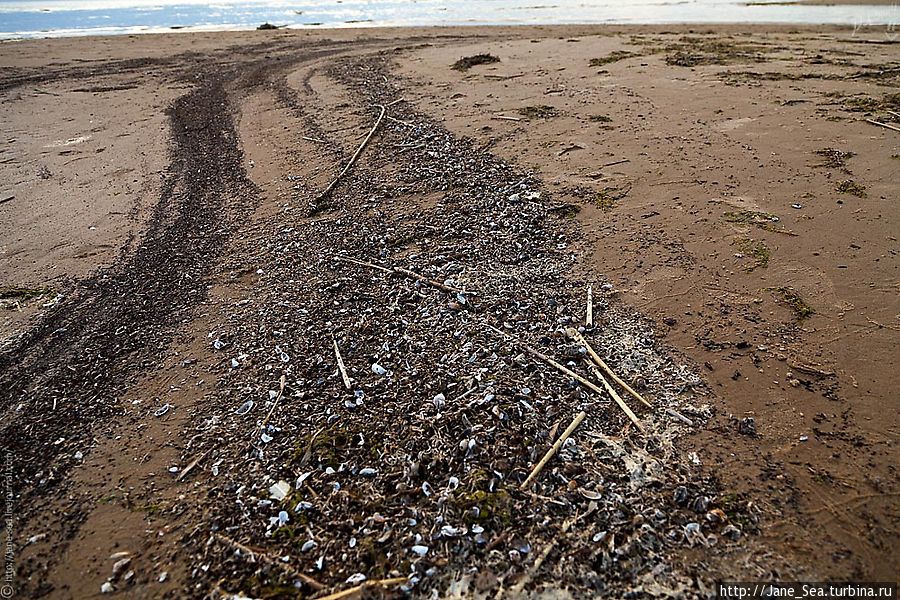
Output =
[{"x1": 0, "y1": 0, "x2": 896, "y2": 39}]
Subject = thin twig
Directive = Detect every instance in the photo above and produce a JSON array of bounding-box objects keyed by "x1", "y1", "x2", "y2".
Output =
[
  {"x1": 316, "y1": 104, "x2": 387, "y2": 201},
  {"x1": 567, "y1": 328, "x2": 652, "y2": 409},
  {"x1": 303, "y1": 136, "x2": 328, "y2": 144},
  {"x1": 177, "y1": 448, "x2": 211, "y2": 482},
  {"x1": 488, "y1": 325, "x2": 645, "y2": 432},
  {"x1": 315, "y1": 577, "x2": 407, "y2": 600},
  {"x1": 492, "y1": 115, "x2": 522, "y2": 122},
  {"x1": 508, "y1": 515, "x2": 576, "y2": 595},
  {"x1": 333, "y1": 336, "x2": 352, "y2": 389},
  {"x1": 864, "y1": 118, "x2": 900, "y2": 133},
  {"x1": 213, "y1": 533, "x2": 324, "y2": 591},
  {"x1": 586, "y1": 284, "x2": 593, "y2": 327},
  {"x1": 333, "y1": 256, "x2": 473, "y2": 295},
  {"x1": 520, "y1": 411, "x2": 586, "y2": 490},
  {"x1": 602, "y1": 158, "x2": 630, "y2": 167}
]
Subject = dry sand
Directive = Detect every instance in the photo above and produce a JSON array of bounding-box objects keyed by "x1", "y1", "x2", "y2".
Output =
[{"x1": 0, "y1": 23, "x2": 897, "y2": 598}]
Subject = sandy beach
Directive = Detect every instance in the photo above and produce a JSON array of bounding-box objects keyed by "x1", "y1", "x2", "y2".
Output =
[{"x1": 1, "y1": 23, "x2": 898, "y2": 598}]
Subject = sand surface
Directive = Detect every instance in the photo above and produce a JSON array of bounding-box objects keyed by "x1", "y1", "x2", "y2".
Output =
[{"x1": 0, "y1": 24, "x2": 897, "y2": 599}]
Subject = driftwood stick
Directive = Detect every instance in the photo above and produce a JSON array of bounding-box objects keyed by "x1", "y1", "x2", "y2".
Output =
[
  {"x1": 315, "y1": 577, "x2": 407, "y2": 600},
  {"x1": 317, "y1": 104, "x2": 387, "y2": 201},
  {"x1": 177, "y1": 448, "x2": 211, "y2": 482},
  {"x1": 333, "y1": 256, "x2": 472, "y2": 295},
  {"x1": 392, "y1": 265, "x2": 469, "y2": 294},
  {"x1": 488, "y1": 325, "x2": 645, "y2": 432},
  {"x1": 213, "y1": 533, "x2": 324, "y2": 591},
  {"x1": 333, "y1": 337, "x2": 352, "y2": 389},
  {"x1": 492, "y1": 115, "x2": 522, "y2": 122},
  {"x1": 865, "y1": 118, "x2": 900, "y2": 133},
  {"x1": 566, "y1": 328, "x2": 652, "y2": 409},
  {"x1": 508, "y1": 516, "x2": 576, "y2": 595},
  {"x1": 586, "y1": 284, "x2": 593, "y2": 327},
  {"x1": 520, "y1": 411, "x2": 586, "y2": 490},
  {"x1": 585, "y1": 361, "x2": 642, "y2": 430},
  {"x1": 333, "y1": 255, "x2": 393, "y2": 274},
  {"x1": 665, "y1": 407, "x2": 694, "y2": 426}
]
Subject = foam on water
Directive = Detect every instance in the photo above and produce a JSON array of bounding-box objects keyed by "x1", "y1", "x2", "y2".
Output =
[{"x1": 0, "y1": 0, "x2": 896, "y2": 39}]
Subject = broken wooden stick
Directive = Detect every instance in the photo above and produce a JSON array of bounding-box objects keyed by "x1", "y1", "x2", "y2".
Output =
[
  {"x1": 487, "y1": 325, "x2": 645, "y2": 432},
  {"x1": 865, "y1": 118, "x2": 900, "y2": 133},
  {"x1": 332, "y1": 255, "x2": 473, "y2": 295},
  {"x1": 177, "y1": 448, "x2": 211, "y2": 482},
  {"x1": 392, "y1": 265, "x2": 469, "y2": 294},
  {"x1": 492, "y1": 115, "x2": 522, "y2": 122},
  {"x1": 213, "y1": 533, "x2": 324, "y2": 591},
  {"x1": 508, "y1": 516, "x2": 576, "y2": 595},
  {"x1": 566, "y1": 328, "x2": 652, "y2": 409},
  {"x1": 585, "y1": 361, "x2": 643, "y2": 431},
  {"x1": 586, "y1": 284, "x2": 593, "y2": 327},
  {"x1": 315, "y1": 577, "x2": 407, "y2": 600},
  {"x1": 316, "y1": 104, "x2": 386, "y2": 202},
  {"x1": 333, "y1": 337, "x2": 352, "y2": 389},
  {"x1": 520, "y1": 411, "x2": 586, "y2": 490}
]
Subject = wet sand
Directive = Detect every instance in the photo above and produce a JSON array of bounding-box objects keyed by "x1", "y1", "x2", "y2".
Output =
[{"x1": 0, "y1": 24, "x2": 897, "y2": 598}]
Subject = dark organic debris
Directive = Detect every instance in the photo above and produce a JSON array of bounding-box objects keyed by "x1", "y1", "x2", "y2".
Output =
[{"x1": 451, "y1": 53, "x2": 500, "y2": 71}]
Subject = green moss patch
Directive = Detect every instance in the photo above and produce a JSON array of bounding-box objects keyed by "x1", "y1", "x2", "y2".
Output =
[
  {"x1": 735, "y1": 238, "x2": 771, "y2": 271},
  {"x1": 769, "y1": 286, "x2": 815, "y2": 320}
]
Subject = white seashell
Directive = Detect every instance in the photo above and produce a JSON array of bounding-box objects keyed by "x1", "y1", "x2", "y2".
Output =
[
  {"x1": 346, "y1": 573, "x2": 367, "y2": 585},
  {"x1": 154, "y1": 403, "x2": 171, "y2": 417},
  {"x1": 278, "y1": 510, "x2": 289, "y2": 525},
  {"x1": 269, "y1": 480, "x2": 291, "y2": 501},
  {"x1": 260, "y1": 433, "x2": 273, "y2": 444},
  {"x1": 359, "y1": 467, "x2": 377, "y2": 477},
  {"x1": 411, "y1": 545, "x2": 429, "y2": 557},
  {"x1": 301, "y1": 540, "x2": 317, "y2": 552},
  {"x1": 234, "y1": 400, "x2": 253, "y2": 415},
  {"x1": 371, "y1": 363, "x2": 387, "y2": 376},
  {"x1": 100, "y1": 582, "x2": 114, "y2": 593}
]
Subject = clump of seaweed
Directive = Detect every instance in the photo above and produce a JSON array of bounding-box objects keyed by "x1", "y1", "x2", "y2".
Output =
[
  {"x1": 0, "y1": 286, "x2": 53, "y2": 309},
  {"x1": 591, "y1": 186, "x2": 629, "y2": 212},
  {"x1": 724, "y1": 210, "x2": 795, "y2": 235},
  {"x1": 256, "y1": 22, "x2": 278, "y2": 30},
  {"x1": 517, "y1": 105, "x2": 559, "y2": 119},
  {"x1": 452, "y1": 54, "x2": 500, "y2": 71},
  {"x1": 814, "y1": 148, "x2": 854, "y2": 169},
  {"x1": 589, "y1": 51, "x2": 638, "y2": 67},
  {"x1": 589, "y1": 114, "x2": 613, "y2": 123},
  {"x1": 665, "y1": 36, "x2": 772, "y2": 67},
  {"x1": 734, "y1": 238, "x2": 771, "y2": 271},
  {"x1": 843, "y1": 93, "x2": 900, "y2": 113},
  {"x1": 770, "y1": 286, "x2": 815, "y2": 320},
  {"x1": 835, "y1": 180, "x2": 866, "y2": 198}
]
